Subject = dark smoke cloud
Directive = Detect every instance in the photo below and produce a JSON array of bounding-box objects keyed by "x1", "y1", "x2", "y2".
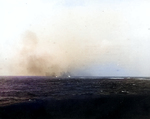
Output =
[
  {"x1": 13, "y1": 31, "x2": 66, "y2": 76},
  {"x1": 12, "y1": 30, "x2": 99, "y2": 76},
  {"x1": 10, "y1": 28, "x2": 129, "y2": 77}
]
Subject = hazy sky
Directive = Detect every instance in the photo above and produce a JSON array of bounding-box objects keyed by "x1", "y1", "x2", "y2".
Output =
[{"x1": 0, "y1": 0, "x2": 150, "y2": 76}]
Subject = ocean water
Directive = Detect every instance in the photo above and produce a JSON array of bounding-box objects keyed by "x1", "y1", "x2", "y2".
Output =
[{"x1": 0, "y1": 76, "x2": 150, "y2": 106}]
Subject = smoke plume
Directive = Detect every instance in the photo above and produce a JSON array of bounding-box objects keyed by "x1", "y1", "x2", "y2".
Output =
[{"x1": 8, "y1": 9, "x2": 129, "y2": 76}]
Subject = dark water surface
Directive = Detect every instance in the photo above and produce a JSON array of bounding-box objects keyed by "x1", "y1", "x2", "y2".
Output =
[
  {"x1": 0, "y1": 76, "x2": 150, "y2": 106},
  {"x1": 1, "y1": 76, "x2": 150, "y2": 119}
]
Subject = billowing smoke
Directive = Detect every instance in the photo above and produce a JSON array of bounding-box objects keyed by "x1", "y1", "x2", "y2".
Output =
[
  {"x1": 11, "y1": 27, "x2": 128, "y2": 76},
  {"x1": 3, "y1": 5, "x2": 130, "y2": 76},
  {"x1": 11, "y1": 30, "x2": 100, "y2": 76},
  {"x1": 12, "y1": 31, "x2": 69, "y2": 76}
]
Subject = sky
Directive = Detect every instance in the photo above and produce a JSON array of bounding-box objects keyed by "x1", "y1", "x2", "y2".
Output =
[{"x1": 0, "y1": 0, "x2": 150, "y2": 76}]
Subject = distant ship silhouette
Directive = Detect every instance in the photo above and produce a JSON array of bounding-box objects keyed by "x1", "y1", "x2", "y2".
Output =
[{"x1": 45, "y1": 71, "x2": 71, "y2": 78}]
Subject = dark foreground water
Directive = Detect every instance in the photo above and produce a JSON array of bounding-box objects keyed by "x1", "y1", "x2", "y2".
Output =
[{"x1": 1, "y1": 76, "x2": 150, "y2": 119}]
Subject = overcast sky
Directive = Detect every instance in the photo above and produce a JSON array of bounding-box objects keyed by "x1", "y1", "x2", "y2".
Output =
[{"x1": 0, "y1": 0, "x2": 150, "y2": 76}]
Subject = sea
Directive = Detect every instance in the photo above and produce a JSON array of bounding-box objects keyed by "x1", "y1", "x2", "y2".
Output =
[{"x1": 0, "y1": 76, "x2": 150, "y2": 106}]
